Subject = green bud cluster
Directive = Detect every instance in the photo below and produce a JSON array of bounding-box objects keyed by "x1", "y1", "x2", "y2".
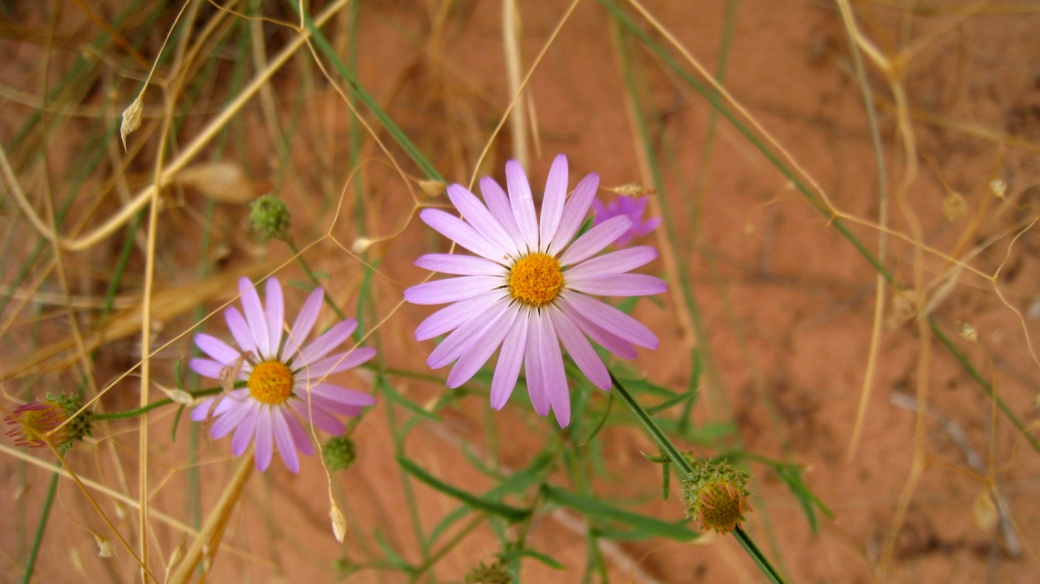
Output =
[
  {"x1": 249, "y1": 194, "x2": 291, "y2": 242},
  {"x1": 323, "y1": 435, "x2": 357, "y2": 472},
  {"x1": 681, "y1": 459, "x2": 751, "y2": 534}
]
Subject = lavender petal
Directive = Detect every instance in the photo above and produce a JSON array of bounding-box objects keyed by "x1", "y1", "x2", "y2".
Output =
[
  {"x1": 420, "y1": 208, "x2": 510, "y2": 263},
  {"x1": 446, "y1": 304, "x2": 519, "y2": 388},
  {"x1": 415, "y1": 290, "x2": 508, "y2": 341},
  {"x1": 254, "y1": 407, "x2": 273, "y2": 471},
  {"x1": 281, "y1": 287, "x2": 324, "y2": 362},
  {"x1": 548, "y1": 173, "x2": 600, "y2": 256},
  {"x1": 231, "y1": 403, "x2": 259, "y2": 456},
  {"x1": 447, "y1": 184, "x2": 520, "y2": 258},
  {"x1": 563, "y1": 292, "x2": 659, "y2": 349},
  {"x1": 549, "y1": 307, "x2": 610, "y2": 390},
  {"x1": 524, "y1": 313, "x2": 550, "y2": 417},
  {"x1": 556, "y1": 296, "x2": 637, "y2": 359},
  {"x1": 564, "y1": 246, "x2": 658, "y2": 279},
  {"x1": 566, "y1": 273, "x2": 667, "y2": 297},
  {"x1": 558, "y1": 216, "x2": 633, "y2": 267},
  {"x1": 505, "y1": 160, "x2": 539, "y2": 251},
  {"x1": 415, "y1": 253, "x2": 507, "y2": 276},
  {"x1": 297, "y1": 318, "x2": 358, "y2": 367},
  {"x1": 271, "y1": 408, "x2": 299, "y2": 473},
  {"x1": 194, "y1": 334, "x2": 241, "y2": 366},
  {"x1": 480, "y1": 176, "x2": 528, "y2": 251},
  {"x1": 537, "y1": 315, "x2": 571, "y2": 427},
  {"x1": 225, "y1": 307, "x2": 255, "y2": 356},
  {"x1": 539, "y1": 154, "x2": 568, "y2": 250},
  {"x1": 264, "y1": 278, "x2": 285, "y2": 360},
  {"x1": 239, "y1": 277, "x2": 271, "y2": 358},
  {"x1": 490, "y1": 308, "x2": 529, "y2": 409},
  {"x1": 404, "y1": 276, "x2": 501, "y2": 306}
]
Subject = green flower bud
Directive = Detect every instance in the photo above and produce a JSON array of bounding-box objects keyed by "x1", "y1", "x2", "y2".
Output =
[
  {"x1": 249, "y1": 194, "x2": 291, "y2": 242},
  {"x1": 323, "y1": 435, "x2": 357, "y2": 472},
  {"x1": 681, "y1": 459, "x2": 751, "y2": 534},
  {"x1": 464, "y1": 561, "x2": 511, "y2": 584}
]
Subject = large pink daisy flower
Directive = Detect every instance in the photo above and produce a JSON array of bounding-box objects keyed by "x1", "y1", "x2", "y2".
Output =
[
  {"x1": 404, "y1": 154, "x2": 666, "y2": 427},
  {"x1": 191, "y1": 277, "x2": 377, "y2": 472}
]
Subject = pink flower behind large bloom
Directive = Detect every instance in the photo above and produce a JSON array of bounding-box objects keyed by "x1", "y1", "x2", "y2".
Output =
[
  {"x1": 405, "y1": 154, "x2": 667, "y2": 427},
  {"x1": 191, "y1": 277, "x2": 377, "y2": 472}
]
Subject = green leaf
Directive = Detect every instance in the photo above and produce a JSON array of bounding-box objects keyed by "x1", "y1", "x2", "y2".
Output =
[
  {"x1": 377, "y1": 376, "x2": 439, "y2": 421},
  {"x1": 397, "y1": 455, "x2": 531, "y2": 523},
  {"x1": 372, "y1": 530, "x2": 414, "y2": 572},
  {"x1": 543, "y1": 487, "x2": 697, "y2": 542},
  {"x1": 645, "y1": 390, "x2": 696, "y2": 415},
  {"x1": 499, "y1": 549, "x2": 566, "y2": 570}
]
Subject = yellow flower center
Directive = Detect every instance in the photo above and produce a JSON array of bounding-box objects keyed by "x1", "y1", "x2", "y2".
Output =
[
  {"x1": 508, "y1": 253, "x2": 564, "y2": 307},
  {"x1": 248, "y1": 361, "x2": 294, "y2": 405}
]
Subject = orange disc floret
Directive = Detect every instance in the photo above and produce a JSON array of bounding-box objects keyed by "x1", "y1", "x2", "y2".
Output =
[
  {"x1": 508, "y1": 253, "x2": 563, "y2": 307},
  {"x1": 248, "y1": 361, "x2": 295, "y2": 405}
]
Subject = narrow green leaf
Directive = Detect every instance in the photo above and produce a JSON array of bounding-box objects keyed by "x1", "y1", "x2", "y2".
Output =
[
  {"x1": 543, "y1": 486, "x2": 697, "y2": 542},
  {"x1": 645, "y1": 390, "x2": 695, "y2": 415},
  {"x1": 397, "y1": 455, "x2": 530, "y2": 523},
  {"x1": 499, "y1": 549, "x2": 566, "y2": 570},
  {"x1": 377, "y1": 376, "x2": 439, "y2": 421}
]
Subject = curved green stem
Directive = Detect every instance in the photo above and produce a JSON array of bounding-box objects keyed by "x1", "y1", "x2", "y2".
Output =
[
  {"x1": 284, "y1": 240, "x2": 347, "y2": 320},
  {"x1": 22, "y1": 470, "x2": 59, "y2": 584},
  {"x1": 609, "y1": 373, "x2": 787, "y2": 584},
  {"x1": 94, "y1": 387, "x2": 222, "y2": 420},
  {"x1": 733, "y1": 526, "x2": 786, "y2": 584}
]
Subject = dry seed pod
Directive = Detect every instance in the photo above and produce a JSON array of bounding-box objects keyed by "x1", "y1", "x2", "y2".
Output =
[
  {"x1": 972, "y1": 490, "x2": 999, "y2": 535},
  {"x1": 330, "y1": 502, "x2": 347, "y2": 543},
  {"x1": 174, "y1": 162, "x2": 255, "y2": 204},
  {"x1": 120, "y1": 95, "x2": 143, "y2": 150}
]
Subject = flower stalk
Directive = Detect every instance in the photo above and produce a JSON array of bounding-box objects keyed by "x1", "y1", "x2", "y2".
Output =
[{"x1": 608, "y1": 372, "x2": 786, "y2": 584}]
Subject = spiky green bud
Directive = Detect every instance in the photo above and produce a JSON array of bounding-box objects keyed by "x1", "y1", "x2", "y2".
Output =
[
  {"x1": 681, "y1": 459, "x2": 751, "y2": 534},
  {"x1": 323, "y1": 435, "x2": 357, "y2": 472},
  {"x1": 464, "y1": 561, "x2": 511, "y2": 584},
  {"x1": 249, "y1": 194, "x2": 291, "y2": 242}
]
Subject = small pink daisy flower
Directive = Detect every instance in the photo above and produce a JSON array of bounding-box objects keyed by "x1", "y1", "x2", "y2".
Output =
[
  {"x1": 405, "y1": 154, "x2": 666, "y2": 427},
  {"x1": 191, "y1": 277, "x2": 377, "y2": 472},
  {"x1": 591, "y1": 196, "x2": 661, "y2": 248}
]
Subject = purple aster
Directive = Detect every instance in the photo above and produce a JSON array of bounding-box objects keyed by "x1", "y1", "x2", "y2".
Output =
[
  {"x1": 190, "y1": 277, "x2": 377, "y2": 473},
  {"x1": 591, "y1": 196, "x2": 661, "y2": 248},
  {"x1": 404, "y1": 154, "x2": 667, "y2": 427}
]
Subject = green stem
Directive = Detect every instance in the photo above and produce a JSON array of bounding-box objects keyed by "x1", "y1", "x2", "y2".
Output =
[
  {"x1": 284, "y1": 240, "x2": 347, "y2": 320},
  {"x1": 609, "y1": 373, "x2": 786, "y2": 584},
  {"x1": 94, "y1": 387, "x2": 222, "y2": 420},
  {"x1": 733, "y1": 526, "x2": 786, "y2": 584},
  {"x1": 22, "y1": 470, "x2": 59, "y2": 584}
]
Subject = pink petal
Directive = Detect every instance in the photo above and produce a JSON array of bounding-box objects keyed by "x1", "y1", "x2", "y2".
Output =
[
  {"x1": 556, "y1": 296, "x2": 637, "y2": 359},
  {"x1": 420, "y1": 208, "x2": 511, "y2": 263},
  {"x1": 264, "y1": 278, "x2": 285, "y2": 361},
  {"x1": 447, "y1": 184, "x2": 520, "y2": 258},
  {"x1": 549, "y1": 307, "x2": 610, "y2": 390},
  {"x1": 524, "y1": 313, "x2": 551, "y2": 417},
  {"x1": 194, "y1": 334, "x2": 241, "y2": 365},
  {"x1": 301, "y1": 391, "x2": 362, "y2": 416},
  {"x1": 480, "y1": 177, "x2": 527, "y2": 252},
  {"x1": 271, "y1": 408, "x2": 299, "y2": 473},
  {"x1": 415, "y1": 290, "x2": 508, "y2": 341},
  {"x1": 297, "y1": 319, "x2": 358, "y2": 366},
  {"x1": 491, "y1": 309, "x2": 530, "y2": 410},
  {"x1": 415, "y1": 253, "x2": 507, "y2": 276},
  {"x1": 210, "y1": 400, "x2": 252, "y2": 439},
  {"x1": 300, "y1": 347, "x2": 377, "y2": 380},
  {"x1": 225, "y1": 307, "x2": 255, "y2": 356},
  {"x1": 539, "y1": 154, "x2": 568, "y2": 250},
  {"x1": 404, "y1": 276, "x2": 501, "y2": 306},
  {"x1": 290, "y1": 400, "x2": 345, "y2": 435},
  {"x1": 189, "y1": 358, "x2": 225, "y2": 380},
  {"x1": 239, "y1": 278, "x2": 271, "y2": 359},
  {"x1": 281, "y1": 288, "x2": 324, "y2": 362},
  {"x1": 231, "y1": 403, "x2": 259, "y2": 456},
  {"x1": 284, "y1": 412, "x2": 314, "y2": 456},
  {"x1": 563, "y1": 293, "x2": 659, "y2": 349},
  {"x1": 254, "y1": 407, "x2": 273, "y2": 471},
  {"x1": 564, "y1": 246, "x2": 658, "y2": 279},
  {"x1": 533, "y1": 314, "x2": 570, "y2": 427},
  {"x1": 559, "y1": 216, "x2": 633, "y2": 267},
  {"x1": 309, "y1": 383, "x2": 378, "y2": 407},
  {"x1": 191, "y1": 398, "x2": 214, "y2": 421},
  {"x1": 427, "y1": 298, "x2": 510, "y2": 369},
  {"x1": 505, "y1": 160, "x2": 538, "y2": 251},
  {"x1": 566, "y1": 273, "x2": 667, "y2": 297},
  {"x1": 548, "y1": 173, "x2": 600, "y2": 256},
  {"x1": 446, "y1": 305, "x2": 520, "y2": 388}
]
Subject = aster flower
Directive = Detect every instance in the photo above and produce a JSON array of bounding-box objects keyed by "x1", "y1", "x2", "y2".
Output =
[
  {"x1": 591, "y1": 195, "x2": 661, "y2": 248},
  {"x1": 404, "y1": 154, "x2": 666, "y2": 427},
  {"x1": 191, "y1": 277, "x2": 377, "y2": 472}
]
